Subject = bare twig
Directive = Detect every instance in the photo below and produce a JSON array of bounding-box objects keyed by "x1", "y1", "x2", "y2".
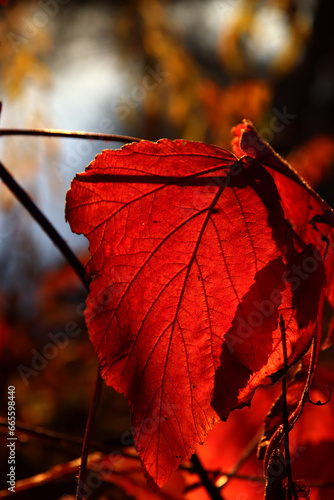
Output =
[
  {"x1": 0, "y1": 160, "x2": 88, "y2": 290},
  {"x1": 0, "y1": 453, "x2": 101, "y2": 498},
  {"x1": 0, "y1": 417, "x2": 111, "y2": 453},
  {"x1": 191, "y1": 454, "x2": 223, "y2": 500},
  {"x1": 0, "y1": 150, "x2": 104, "y2": 498},
  {"x1": 0, "y1": 128, "x2": 141, "y2": 143},
  {"x1": 279, "y1": 315, "x2": 298, "y2": 500},
  {"x1": 76, "y1": 370, "x2": 103, "y2": 500}
]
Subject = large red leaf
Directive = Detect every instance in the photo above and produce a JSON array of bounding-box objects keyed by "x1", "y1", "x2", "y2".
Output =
[{"x1": 65, "y1": 138, "x2": 325, "y2": 487}]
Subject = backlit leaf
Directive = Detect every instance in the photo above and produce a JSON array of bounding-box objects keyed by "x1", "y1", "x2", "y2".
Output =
[{"x1": 66, "y1": 134, "x2": 327, "y2": 487}]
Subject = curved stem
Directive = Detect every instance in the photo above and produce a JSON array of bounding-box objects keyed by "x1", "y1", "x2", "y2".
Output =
[
  {"x1": 0, "y1": 128, "x2": 141, "y2": 143},
  {"x1": 0, "y1": 160, "x2": 88, "y2": 290}
]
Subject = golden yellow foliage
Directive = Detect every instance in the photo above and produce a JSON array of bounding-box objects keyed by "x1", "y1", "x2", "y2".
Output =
[{"x1": 0, "y1": 1, "x2": 52, "y2": 97}]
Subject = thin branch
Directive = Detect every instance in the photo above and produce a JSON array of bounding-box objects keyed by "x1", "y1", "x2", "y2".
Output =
[
  {"x1": 0, "y1": 160, "x2": 88, "y2": 290},
  {"x1": 0, "y1": 128, "x2": 141, "y2": 143},
  {"x1": 279, "y1": 315, "x2": 298, "y2": 500},
  {"x1": 0, "y1": 453, "x2": 102, "y2": 499},
  {"x1": 184, "y1": 473, "x2": 265, "y2": 493},
  {"x1": 74, "y1": 173, "x2": 231, "y2": 186},
  {"x1": 0, "y1": 418, "x2": 191, "y2": 470},
  {"x1": 76, "y1": 370, "x2": 103, "y2": 500},
  {"x1": 187, "y1": 428, "x2": 262, "y2": 494},
  {"x1": 185, "y1": 475, "x2": 334, "y2": 493},
  {"x1": 191, "y1": 454, "x2": 222, "y2": 500},
  {"x1": 0, "y1": 417, "x2": 110, "y2": 453},
  {"x1": 1, "y1": 454, "x2": 332, "y2": 500},
  {"x1": 0, "y1": 155, "x2": 104, "y2": 498},
  {"x1": 215, "y1": 428, "x2": 263, "y2": 489}
]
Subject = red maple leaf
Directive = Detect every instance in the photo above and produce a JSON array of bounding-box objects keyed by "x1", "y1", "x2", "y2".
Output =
[{"x1": 65, "y1": 127, "x2": 332, "y2": 488}]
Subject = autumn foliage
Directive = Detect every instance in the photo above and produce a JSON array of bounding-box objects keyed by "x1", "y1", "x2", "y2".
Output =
[
  {"x1": 65, "y1": 121, "x2": 334, "y2": 497},
  {"x1": 1, "y1": 2, "x2": 334, "y2": 499}
]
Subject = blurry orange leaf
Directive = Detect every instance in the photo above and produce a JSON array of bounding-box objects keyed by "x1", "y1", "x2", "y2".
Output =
[{"x1": 287, "y1": 136, "x2": 334, "y2": 188}]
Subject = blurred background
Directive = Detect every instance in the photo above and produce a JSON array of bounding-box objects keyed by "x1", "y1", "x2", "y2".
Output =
[{"x1": 0, "y1": 0, "x2": 334, "y2": 498}]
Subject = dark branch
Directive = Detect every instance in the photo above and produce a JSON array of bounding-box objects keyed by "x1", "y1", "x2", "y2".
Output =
[
  {"x1": 0, "y1": 160, "x2": 88, "y2": 290},
  {"x1": 279, "y1": 315, "x2": 298, "y2": 500},
  {"x1": 0, "y1": 128, "x2": 141, "y2": 143},
  {"x1": 76, "y1": 371, "x2": 103, "y2": 500},
  {"x1": 191, "y1": 454, "x2": 222, "y2": 500}
]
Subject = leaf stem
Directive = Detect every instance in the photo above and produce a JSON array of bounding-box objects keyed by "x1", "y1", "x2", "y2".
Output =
[
  {"x1": 279, "y1": 315, "x2": 297, "y2": 500},
  {"x1": 0, "y1": 128, "x2": 141, "y2": 143},
  {"x1": 191, "y1": 454, "x2": 222, "y2": 500}
]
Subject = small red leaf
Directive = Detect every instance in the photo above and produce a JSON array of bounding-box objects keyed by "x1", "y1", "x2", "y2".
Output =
[{"x1": 232, "y1": 120, "x2": 334, "y2": 311}]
